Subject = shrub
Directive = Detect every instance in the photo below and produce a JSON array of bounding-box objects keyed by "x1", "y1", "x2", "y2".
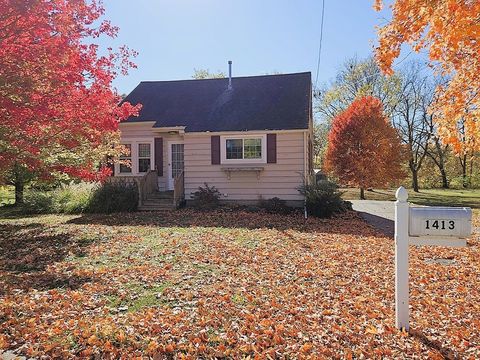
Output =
[
  {"x1": 86, "y1": 181, "x2": 138, "y2": 214},
  {"x1": 259, "y1": 197, "x2": 292, "y2": 214},
  {"x1": 52, "y1": 183, "x2": 95, "y2": 214},
  {"x1": 21, "y1": 182, "x2": 95, "y2": 214},
  {"x1": 191, "y1": 183, "x2": 221, "y2": 209},
  {"x1": 298, "y1": 179, "x2": 351, "y2": 218},
  {"x1": 22, "y1": 190, "x2": 55, "y2": 214}
]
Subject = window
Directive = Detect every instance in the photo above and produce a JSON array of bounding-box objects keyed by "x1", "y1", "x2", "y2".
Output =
[
  {"x1": 138, "y1": 143, "x2": 151, "y2": 173},
  {"x1": 226, "y1": 139, "x2": 243, "y2": 159},
  {"x1": 244, "y1": 138, "x2": 262, "y2": 159},
  {"x1": 119, "y1": 144, "x2": 132, "y2": 173},
  {"x1": 222, "y1": 135, "x2": 266, "y2": 163},
  {"x1": 226, "y1": 138, "x2": 262, "y2": 160}
]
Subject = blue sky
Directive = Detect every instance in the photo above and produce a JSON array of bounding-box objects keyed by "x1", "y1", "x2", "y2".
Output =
[{"x1": 99, "y1": 0, "x2": 396, "y2": 94}]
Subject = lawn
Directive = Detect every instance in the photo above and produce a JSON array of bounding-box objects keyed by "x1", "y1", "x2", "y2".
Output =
[
  {"x1": 0, "y1": 209, "x2": 479, "y2": 358},
  {"x1": 0, "y1": 186, "x2": 14, "y2": 206},
  {"x1": 342, "y1": 187, "x2": 480, "y2": 208}
]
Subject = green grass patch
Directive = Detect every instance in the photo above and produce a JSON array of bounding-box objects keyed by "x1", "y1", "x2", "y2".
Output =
[
  {"x1": 106, "y1": 282, "x2": 171, "y2": 312},
  {"x1": 0, "y1": 185, "x2": 14, "y2": 206},
  {"x1": 342, "y1": 187, "x2": 480, "y2": 208}
]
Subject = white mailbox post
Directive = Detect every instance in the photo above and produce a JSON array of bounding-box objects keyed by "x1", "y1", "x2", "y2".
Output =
[{"x1": 394, "y1": 186, "x2": 472, "y2": 331}]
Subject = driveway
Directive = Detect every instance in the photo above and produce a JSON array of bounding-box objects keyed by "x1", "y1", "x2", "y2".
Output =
[{"x1": 350, "y1": 200, "x2": 395, "y2": 237}]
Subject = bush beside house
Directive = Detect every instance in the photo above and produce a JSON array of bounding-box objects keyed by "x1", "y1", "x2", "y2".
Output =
[
  {"x1": 7, "y1": 182, "x2": 138, "y2": 215},
  {"x1": 298, "y1": 180, "x2": 351, "y2": 218}
]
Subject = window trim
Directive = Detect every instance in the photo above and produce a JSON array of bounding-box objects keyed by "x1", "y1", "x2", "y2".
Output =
[
  {"x1": 137, "y1": 143, "x2": 152, "y2": 174},
  {"x1": 220, "y1": 134, "x2": 266, "y2": 164},
  {"x1": 119, "y1": 143, "x2": 132, "y2": 174},
  {"x1": 115, "y1": 139, "x2": 154, "y2": 176}
]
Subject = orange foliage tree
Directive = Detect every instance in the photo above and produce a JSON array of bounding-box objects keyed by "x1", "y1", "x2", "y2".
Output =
[
  {"x1": 374, "y1": 0, "x2": 480, "y2": 154},
  {"x1": 324, "y1": 96, "x2": 406, "y2": 199}
]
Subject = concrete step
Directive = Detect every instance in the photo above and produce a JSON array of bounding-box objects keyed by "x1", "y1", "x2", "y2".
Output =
[
  {"x1": 138, "y1": 205, "x2": 174, "y2": 211},
  {"x1": 142, "y1": 202, "x2": 173, "y2": 207},
  {"x1": 148, "y1": 191, "x2": 174, "y2": 199}
]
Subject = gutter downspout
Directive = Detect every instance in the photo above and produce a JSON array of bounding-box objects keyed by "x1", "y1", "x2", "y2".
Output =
[{"x1": 304, "y1": 130, "x2": 308, "y2": 219}]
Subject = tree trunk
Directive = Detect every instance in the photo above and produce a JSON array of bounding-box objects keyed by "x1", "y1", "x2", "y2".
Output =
[
  {"x1": 460, "y1": 154, "x2": 468, "y2": 188},
  {"x1": 440, "y1": 168, "x2": 449, "y2": 189},
  {"x1": 411, "y1": 169, "x2": 419, "y2": 193},
  {"x1": 360, "y1": 187, "x2": 365, "y2": 200},
  {"x1": 14, "y1": 181, "x2": 24, "y2": 205}
]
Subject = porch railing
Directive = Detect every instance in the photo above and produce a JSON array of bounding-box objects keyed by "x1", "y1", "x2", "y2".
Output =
[
  {"x1": 173, "y1": 170, "x2": 184, "y2": 208},
  {"x1": 108, "y1": 169, "x2": 158, "y2": 207},
  {"x1": 138, "y1": 169, "x2": 158, "y2": 204}
]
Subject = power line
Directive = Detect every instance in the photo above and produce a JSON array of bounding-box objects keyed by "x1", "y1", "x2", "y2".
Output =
[{"x1": 314, "y1": 0, "x2": 325, "y2": 90}]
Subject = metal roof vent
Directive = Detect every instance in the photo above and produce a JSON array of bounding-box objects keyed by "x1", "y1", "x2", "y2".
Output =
[{"x1": 228, "y1": 61, "x2": 232, "y2": 90}]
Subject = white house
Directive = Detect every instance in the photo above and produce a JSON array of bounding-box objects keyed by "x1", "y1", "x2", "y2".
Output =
[{"x1": 114, "y1": 69, "x2": 314, "y2": 210}]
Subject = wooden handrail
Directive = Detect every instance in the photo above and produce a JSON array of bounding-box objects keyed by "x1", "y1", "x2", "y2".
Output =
[
  {"x1": 108, "y1": 169, "x2": 158, "y2": 207},
  {"x1": 173, "y1": 170, "x2": 184, "y2": 207},
  {"x1": 138, "y1": 169, "x2": 158, "y2": 204}
]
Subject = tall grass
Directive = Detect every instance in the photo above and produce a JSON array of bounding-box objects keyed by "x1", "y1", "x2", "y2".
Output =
[
  {"x1": 19, "y1": 181, "x2": 138, "y2": 214},
  {"x1": 0, "y1": 186, "x2": 14, "y2": 206}
]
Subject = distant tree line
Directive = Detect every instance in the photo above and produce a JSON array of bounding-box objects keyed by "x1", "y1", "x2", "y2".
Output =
[{"x1": 314, "y1": 56, "x2": 479, "y2": 192}]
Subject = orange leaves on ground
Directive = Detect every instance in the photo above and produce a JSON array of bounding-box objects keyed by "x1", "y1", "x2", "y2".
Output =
[{"x1": 0, "y1": 209, "x2": 479, "y2": 358}]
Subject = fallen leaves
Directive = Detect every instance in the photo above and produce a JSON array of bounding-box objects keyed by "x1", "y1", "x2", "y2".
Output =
[{"x1": 0, "y1": 209, "x2": 478, "y2": 358}]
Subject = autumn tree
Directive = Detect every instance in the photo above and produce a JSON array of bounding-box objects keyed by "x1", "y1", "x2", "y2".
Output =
[
  {"x1": 0, "y1": 0, "x2": 140, "y2": 204},
  {"x1": 324, "y1": 96, "x2": 405, "y2": 199},
  {"x1": 312, "y1": 121, "x2": 329, "y2": 168},
  {"x1": 192, "y1": 68, "x2": 226, "y2": 79},
  {"x1": 424, "y1": 76, "x2": 451, "y2": 189},
  {"x1": 375, "y1": 0, "x2": 480, "y2": 153},
  {"x1": 315, "y1": 56, "x2": 401, "y2": 122},
  {"x1": 392, "y1": 62, "x2": 433, "y2": 192}
]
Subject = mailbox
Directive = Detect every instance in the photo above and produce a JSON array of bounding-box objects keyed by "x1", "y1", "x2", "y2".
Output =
[
  {"x1": 394, "y1": 187, "x2": 473, "y2": 332},
  {"x1": 409, "y1": 207, "x2": 472, "y2": 238}
]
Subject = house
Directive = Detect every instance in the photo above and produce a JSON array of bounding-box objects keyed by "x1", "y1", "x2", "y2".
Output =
[{"x1": 114, "y1": 67, "x2": 314, "y2": 210}]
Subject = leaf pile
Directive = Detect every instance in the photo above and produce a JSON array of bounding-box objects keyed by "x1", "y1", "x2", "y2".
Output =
[{"x1": 0, "y1": 210, "x2": 479, "y2": 358}]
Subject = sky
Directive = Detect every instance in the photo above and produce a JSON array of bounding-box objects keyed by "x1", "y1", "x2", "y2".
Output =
[{"x1": 98, "y1": 0, "x2": 398, "y2": 95}]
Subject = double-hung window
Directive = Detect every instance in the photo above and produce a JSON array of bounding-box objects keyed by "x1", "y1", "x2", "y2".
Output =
[
  {"x1": 138, "y1": 143, "x2": 151, "y2": 173},
  {"x1": 119, "y1": 144, "x2": 132, "y2": 173},
  {"x1": 221, "y1": 135, "x2": 266, "y2": 163}
]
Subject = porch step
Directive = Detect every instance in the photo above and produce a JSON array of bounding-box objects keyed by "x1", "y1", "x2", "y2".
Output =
[
  {"x1": 138, "y1": 205, "x2": 174, "y2": 211},
  {"x1": 138, "y1": 191, "x2": 175, "y2": 211},
  {"x1": 147, "y1": 191, "x2": 174, "y2": 200}
]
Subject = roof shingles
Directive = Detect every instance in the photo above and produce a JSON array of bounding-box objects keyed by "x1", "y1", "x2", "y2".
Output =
[{"x1": 123, "y1": 72, "x2": 311, "y2": 132}]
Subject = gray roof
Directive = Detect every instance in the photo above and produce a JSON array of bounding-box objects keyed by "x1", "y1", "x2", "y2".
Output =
[{"x1": 122, "y1": 72, "x2": 311, "y2": 132}]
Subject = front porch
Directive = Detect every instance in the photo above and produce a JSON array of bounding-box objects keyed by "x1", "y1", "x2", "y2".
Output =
[
  {"x1": 113, "y1": 124, "x2": 186, "y2": 210},
  {"x1": 110, "y1": 169, "x2": 184, "y2": 210}
]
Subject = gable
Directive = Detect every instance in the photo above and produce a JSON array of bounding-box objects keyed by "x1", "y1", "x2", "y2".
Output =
[{"x1": 122, "y1": 72, "x2": 311, "y2": 132}]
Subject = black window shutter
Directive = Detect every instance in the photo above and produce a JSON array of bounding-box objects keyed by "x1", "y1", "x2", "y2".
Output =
[
  {"x1": 267, "y1": 134, "x2": 277, "y2": 163},
  {"x1": 154, "y1": 137, "x2": 163, "y2": 176},
  {"x1": 211, "y1": 136, "x2": 220, "y2": 164}
]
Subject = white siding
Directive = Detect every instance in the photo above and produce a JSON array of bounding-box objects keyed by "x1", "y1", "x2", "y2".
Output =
[
  {"x1": 118, "y1": 124, "x2": 182, "y2": 191},
  {"x1": 184, "y1": 132, "x2": 306, "y2": 203},
  {"x1": 118, "y1": 125, "x2": 308, "y2": 204}
]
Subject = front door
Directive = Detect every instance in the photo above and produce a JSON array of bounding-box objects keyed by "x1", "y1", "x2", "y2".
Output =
[{"x1": 168, "y1": 142, "x2": 184, "y2": 190}]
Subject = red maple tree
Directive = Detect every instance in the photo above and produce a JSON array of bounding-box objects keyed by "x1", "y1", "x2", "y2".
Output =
[
  {"x1": 324, "y1": 96, "x2": 406, "y2": 199},
  {"x1": 0, "y1": 0, "x2": 141, "y2": 203}
]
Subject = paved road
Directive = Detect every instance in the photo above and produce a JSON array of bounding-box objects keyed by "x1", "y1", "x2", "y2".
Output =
[
  {"x1": 350, "y1": 200, "x2": 395, "y2": 237},
  {"x1": 351, "y1": 200, "x2": 479, "y2": 238}
]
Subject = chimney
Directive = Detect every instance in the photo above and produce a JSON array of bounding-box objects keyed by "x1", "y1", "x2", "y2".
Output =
[{"x1": 228, "y1": 61, "x2": 232, "y2": 90}]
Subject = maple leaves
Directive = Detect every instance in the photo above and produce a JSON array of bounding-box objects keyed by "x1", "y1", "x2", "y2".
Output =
[
  {"x1": 0, "y1": 0, "x2": 141, "y2": 196},
  {"x1": 0, "y1": 209, "x2": 479, "y2": 358},
  {"x1": 324, "y1": 96, "x2": 406, "y2": 198},
  {"x1": 374, "y1": 0, "x2": 480, "y2": 153}
]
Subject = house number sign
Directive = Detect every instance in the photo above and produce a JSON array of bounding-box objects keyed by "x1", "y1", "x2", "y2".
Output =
[{"x1": 394, "y1": 187, "x2": 472, "y2": 331}]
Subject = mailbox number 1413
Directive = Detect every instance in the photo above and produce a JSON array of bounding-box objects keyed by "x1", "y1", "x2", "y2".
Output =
[{"x1": 425, "y1": 219, "x2": 455, "y2": 230}]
